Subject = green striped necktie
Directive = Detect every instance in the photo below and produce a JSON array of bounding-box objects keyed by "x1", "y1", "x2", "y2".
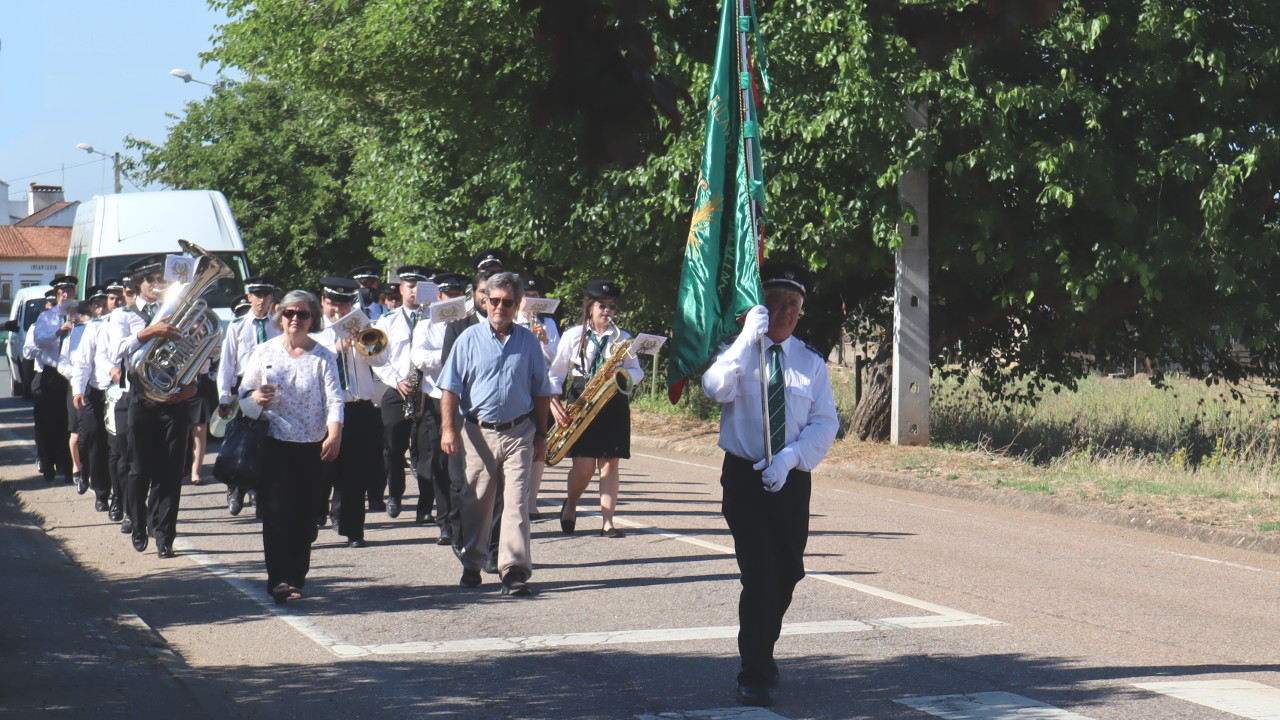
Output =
[{"x1": 767, "y1": 344, "x2": 786, "y2": 457}]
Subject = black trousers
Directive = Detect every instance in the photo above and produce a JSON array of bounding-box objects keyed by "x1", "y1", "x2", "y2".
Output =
[
  {"x1": 378, "y1": 387, "x2": 425, "y2": 504},
  {"x1": 109, "y1": 391, "x2": 132, "y2": 514},
  {"x1": 33, "y1": 368, "x2": 72, "y2": 482},
  {"x1": 127, "y1": 394, "x2": 190, "y2": 548},
  {"x1": 720, "y1": 452, "x2": 811, "y2": 686},
  {"x1": 79, "y1": 387, "x2": 112, "y2": 503},
  {"x1": 415, "y1": 397, "x2": 451, "y2": 522},
  {"x1": 330, "y1": 400, "x2": 383, "y2": 541},
  {"x1": 259, "y1": 438, "x2": 322, "y2": 593}
]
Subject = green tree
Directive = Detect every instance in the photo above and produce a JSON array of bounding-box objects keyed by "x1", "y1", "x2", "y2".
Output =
[{"x1": 125, "y1": 80, "x2": 378, "y2": 289}]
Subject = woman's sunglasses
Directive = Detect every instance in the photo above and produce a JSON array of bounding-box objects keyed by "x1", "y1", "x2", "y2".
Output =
[
  {"x1": 281, "y1": 309, "x2": 312, "y2": 320},
  {"x1": 486, "y1": 297, "x2": 515, "y2": 309}
]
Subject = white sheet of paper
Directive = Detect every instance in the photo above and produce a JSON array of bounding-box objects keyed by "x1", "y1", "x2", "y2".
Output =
[
  {"x1": 164, "y1": 255, "x2": 194, "y2": 284},
  {"x1": 330, "y1": 308, "x2": 370, "y2": 339},
  {"x1": 430, "y1": 296, "x2": 468, "y2": 324},
  {"x1": 632, "y1": 333, "x2": 668, "y2": 355},
  {"x1": 521, "y1": 297, "x2": 560, "y2": 316}
]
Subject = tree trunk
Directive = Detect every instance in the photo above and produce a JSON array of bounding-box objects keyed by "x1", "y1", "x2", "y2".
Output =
[{"x1": 852, "y1": 339, "x2": 893, "y2": 442}]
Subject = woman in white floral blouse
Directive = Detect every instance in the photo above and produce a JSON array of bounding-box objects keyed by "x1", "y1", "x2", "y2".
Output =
[{"x1": 241, "y1": 290, "x2": 344, "y2": 604}]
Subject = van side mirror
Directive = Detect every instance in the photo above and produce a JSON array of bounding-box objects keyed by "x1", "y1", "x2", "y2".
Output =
[{"x1": 3, "y1": 320, "x2": 17, "y2": 333}]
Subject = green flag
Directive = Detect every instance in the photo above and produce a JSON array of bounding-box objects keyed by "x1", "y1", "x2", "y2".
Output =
[{"x1": 667, "y1": 0, "x2": 768, "y2": 403}]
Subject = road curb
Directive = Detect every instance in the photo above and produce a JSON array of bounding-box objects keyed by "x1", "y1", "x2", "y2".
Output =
[{"x1": 631, "y1": 433, "x2": 1280, "y2": 557}]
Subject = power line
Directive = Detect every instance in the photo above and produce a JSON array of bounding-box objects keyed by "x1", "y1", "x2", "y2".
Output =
[{"x1": 4, "y1": 158, "x2": 104, "y2": 184}]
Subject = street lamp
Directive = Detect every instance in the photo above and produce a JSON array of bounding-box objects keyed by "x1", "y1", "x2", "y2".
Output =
[
  {"x1": 169, "y1": 68, "x2": 223, "y2": 88},
  {"x1": 76, "y1": 143, "x2": 122, "y2": 194}
]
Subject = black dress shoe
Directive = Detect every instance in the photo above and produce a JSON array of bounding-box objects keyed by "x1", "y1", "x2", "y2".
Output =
[
  {"x1": 386, "y1": 498, "x2": 401, "y2": 518},
  {"x1": 415, "y1": 513, "x2": 436, "y2": 525},
  {"x1": 94, "y1": 498, "x2": 108, "y2": 512},
  {"x1": 436, "y1": 533, "x2": 453, "y2": 546},
  {"x1": 131, "y1": 529, "x2": 149, "y2": 553},
  {"x1": 157, "y1": 543, "x2": 176, "y2": 559},
  {"x1": 559, "y1": 501, "x2": 576, "y2": 536},
  {"x1": 228, "y1": 490, "x2": 243, "y2": 516},
  {"x1": 601, "y1": 527, "x2": 625, "y2": 539},
  {"x1": 120, "y1": 516, "x2": 134, "y2": 534},
  {"x1": 484, "y1": 555, "x2": 499, "y2": 574},
  {"x1": 108, "y1": 503, "x2": 123, "y2": 522},
  {"x1": 528, "y1": 510, "x2": 542, "y2": 521},
  {"x1": 368, "y1": 500, "x2": 387, "y2": 513},
  {"x1": 736, "y1": 682, "x2": 773, "y2": 707},
  {"x1": 500, "y1": 569, "x2": 533, "y2": 597},
  {"x1": 348, "y1": 539, "x2": 368, "y2": 548},
  {"x1": 459, "y1": 569, "x2": 482, "y2": 588},
  {"x1": 74, "y1": 473, "x2": 87, "y2": 495}
]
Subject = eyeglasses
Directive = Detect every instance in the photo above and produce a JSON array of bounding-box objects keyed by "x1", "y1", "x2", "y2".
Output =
[
  {"x1": 596, "y1": 302, "x2": 618, "y2": 311},
  {"x1": 143, "y1": 275, "x2": 163, "y2": 285},
  {"x1": 486, "y1": 296, "x2": 515, "y2": 309},
  {"x1": 281, "y1": 309, "x2": 312, "y2": 320}
]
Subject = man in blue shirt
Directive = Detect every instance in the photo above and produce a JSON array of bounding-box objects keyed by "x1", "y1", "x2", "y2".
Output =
[{"x1": 438, "y1": 271, "x2": 553, "y2": 596}]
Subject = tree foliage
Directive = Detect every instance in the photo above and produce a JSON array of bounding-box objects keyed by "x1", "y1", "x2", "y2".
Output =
[
  {"x1": 124, "y1": 80, "x2": 377, "y2": 289},
  {"x1": 135, "y1": 0, "x2": 1280, "y2": 418}
]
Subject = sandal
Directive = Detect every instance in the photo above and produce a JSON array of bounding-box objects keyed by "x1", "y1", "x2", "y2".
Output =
[
  {"x1": 271, "y1": 583, "x2": 291, "y2": 605},
  {"x1": 288, "y1": 586, "x2": 304, "y2": 601}
]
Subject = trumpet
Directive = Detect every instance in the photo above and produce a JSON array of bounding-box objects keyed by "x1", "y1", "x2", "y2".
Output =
[{"x1": 354, "y1": 327, "x2": 388, "y2": 356}]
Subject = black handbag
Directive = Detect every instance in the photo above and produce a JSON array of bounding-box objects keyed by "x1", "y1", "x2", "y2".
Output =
[{"x1": 214, "y1": 413, "x2": 270, "y2": 489}]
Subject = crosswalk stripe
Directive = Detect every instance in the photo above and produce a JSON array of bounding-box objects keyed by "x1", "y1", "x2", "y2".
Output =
[
  {"x1": 1133, "y1": 679, "x2": 1280, "y2": 719},
  {"x1": 894, "y1": 692, "x2": 1098, "y2": 719},
  {"x1": 636, "y1": 708, "x2": 788, "y2": 720}
]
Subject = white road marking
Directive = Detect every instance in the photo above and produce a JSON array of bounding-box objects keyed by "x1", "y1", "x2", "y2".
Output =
[
  {"x1": 1133, "y1": 679, "x2": 1280, "y2": 719},
  {"x1": 895, "y1": 691, "x2": 1099, "y2": 719},
  {"x1": 633, "y1": 451, "x2": 721, "y2": 471},
  {"x1": 637, "y1": 708, "x2": 788, "y2": 720}
]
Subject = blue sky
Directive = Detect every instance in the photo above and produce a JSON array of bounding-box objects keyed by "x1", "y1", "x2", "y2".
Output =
[{"x1": 1, "y1": 2, "x2": 233, "y2": 207}]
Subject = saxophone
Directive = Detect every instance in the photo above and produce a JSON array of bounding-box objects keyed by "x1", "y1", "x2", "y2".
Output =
[
  {"x1": 545, "y1": 337, "x2": 634, "y2": 466},
  {"x1": 129, "y1": 240, "x2": 234, "y2": 403}
]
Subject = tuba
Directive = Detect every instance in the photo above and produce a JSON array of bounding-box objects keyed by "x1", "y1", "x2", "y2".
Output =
[
  {"x1": 129, "y1": 240, "x2": 234, "y2": 403},
  {"x1": 545, "y1": 337, "x2": 634, "y2": 466}
]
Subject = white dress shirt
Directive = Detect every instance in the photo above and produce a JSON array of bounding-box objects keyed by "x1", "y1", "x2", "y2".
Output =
[
  {"x1": 23, "y1": 322, "x2": 53, "y2": 370},
  {"x1": 701, "y1": 335, "x2": 839, "y2": 471},
  {"x1": 56, "y1": 322, "x2": 87, "y2": 379},
  {"x1": 69, "y1": 318, "x2": 115, "y2": 394},
  {"x1": 217, "y1": 310, "x2": 281, "y2": 404},
  {"x1": 32, "y1": 306, "x2": 70, "y2": 370},
  {"x1": 372, "y1": 305, "x2": 421, "y2": 389},
  {"x1": 310, "y1": 315, "x2": 388, "y2": 403},
  {"x1": 548, "y1": 323, "x2": 645, "y2": 390}
]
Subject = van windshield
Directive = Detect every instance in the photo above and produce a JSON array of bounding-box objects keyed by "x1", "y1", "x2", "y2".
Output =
[
  {"x1": 93, "y1": 253, "x2": 251, "y2": 309},
  {"x1": 21, "y1": 299, "x2": 47, "y2": 329}
]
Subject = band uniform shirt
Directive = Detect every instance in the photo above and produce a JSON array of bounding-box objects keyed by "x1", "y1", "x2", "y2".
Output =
[
  {"x1": 69, "y1": 318, "x2": 114, "y2": 395},
  {"x1": 21, "y1": 323, "x2": 45, "y2": 369},
  {"x1": 217, "y1": 311, "x2": 281, "y2": 405},
  {"x1": 311, "y1": 316, "x2": 387, "y2": 403},
  {"x1": 372, "y1": 305, "x2": 420, "y2": 389},
  {"x1": 32, "y1": 306, "x2": 70, "y2": 370},
  {"x1": 240, "y1": 339, "x2": 344, "y2": 443},
  {"x1": 56, "y1": 322, "x2": 88, "y2": 379},
  {"x1": 437, "y1": 321, "x2": 554, "y2": 425},
  {"x1": 548, "y1": 323, "x2": 645, "y2": 390},
  {"x1": 409, "y1": 318, "x2": 447, "y2": 399},
  {"x1": 701, "y1": 335, "x2": 839, "y2": 472},
  {"x1": 521, "y1": 314, "x2": 561, "y2": 365}
]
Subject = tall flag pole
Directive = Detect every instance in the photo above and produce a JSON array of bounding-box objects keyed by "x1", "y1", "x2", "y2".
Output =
[{"x1": 667, "y1": 0, "x2": 770, "y2": 404}]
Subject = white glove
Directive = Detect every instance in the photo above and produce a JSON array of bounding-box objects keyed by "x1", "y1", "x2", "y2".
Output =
[
  {"x1": 727, "y1": 305, "x2": 770, "y2": 361},
  {"x1": 753, "y1": 446, "x2": 799, "y2": 493}
]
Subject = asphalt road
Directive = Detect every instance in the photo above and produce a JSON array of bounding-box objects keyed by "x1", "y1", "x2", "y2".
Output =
[{"x1": 3, "y1": 382, "x2": 1280, "y2": 720}]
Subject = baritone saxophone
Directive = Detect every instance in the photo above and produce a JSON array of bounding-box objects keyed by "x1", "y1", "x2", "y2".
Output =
[{"x1": 545, "y1": 338, "x2": 634, "y2": 466}]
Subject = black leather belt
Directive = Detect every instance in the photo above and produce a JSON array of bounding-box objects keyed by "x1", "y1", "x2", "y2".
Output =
[{"x1": 464, "y1": 412, "x2": 531, "y2": 432}]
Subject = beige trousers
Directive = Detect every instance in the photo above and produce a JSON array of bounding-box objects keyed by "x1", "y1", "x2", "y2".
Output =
[{"x1": 459, "y1": 419, "x2": 535, "y2": 576}]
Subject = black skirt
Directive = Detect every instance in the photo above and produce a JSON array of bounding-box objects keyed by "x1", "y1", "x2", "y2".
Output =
[
  {"x1": 565, "y1": 377, "x2": 631, "y2": 459},
  {"x1": 186, "y1": 375, "x2": 218, "y2": 425}
]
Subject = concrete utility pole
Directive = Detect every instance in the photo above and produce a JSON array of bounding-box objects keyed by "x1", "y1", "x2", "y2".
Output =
[{"x1": 892, "y1": 100, "x2": 930, "y2": 446}]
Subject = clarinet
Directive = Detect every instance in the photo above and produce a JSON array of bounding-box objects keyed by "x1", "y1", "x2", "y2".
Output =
[{"x1": 403, "y1": 368, "x2": 425, "y2": 420}]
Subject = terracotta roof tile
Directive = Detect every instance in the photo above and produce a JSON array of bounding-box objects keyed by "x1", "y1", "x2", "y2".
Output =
[
  {"x1": 14, "y1": 201, "x2": 75, "y2": 226},
  {"x1": 0, "y1": 225, "x2": 70, "y2": 259}
]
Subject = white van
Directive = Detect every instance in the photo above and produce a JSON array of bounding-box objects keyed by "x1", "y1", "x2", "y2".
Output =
[
  {"x1": 66, "y1": 190, "x2": 252, "y2": 325},
  {"x1": 4, "y1": 284, "x2": 53, "y2": 398}
]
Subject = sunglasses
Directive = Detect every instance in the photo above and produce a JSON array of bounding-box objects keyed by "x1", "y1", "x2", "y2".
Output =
[
  {"x1": 143, "y1": 275, "x2": 163, "y2": 285},
  {"x1": 249, "y1": 288, "x2": 274, "y2": 297},
  {"x1": 596, "y1": 302, "x2": 618, "y2": 311},
  {"x1": 486, "y1": 296, "x2": 515, "y2": 309},
  {"x1": 281, "y1": 309, "x2": 313, "y2": 320}
]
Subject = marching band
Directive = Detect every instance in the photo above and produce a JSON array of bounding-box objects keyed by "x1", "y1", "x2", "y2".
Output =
[{"x1": 19, "y1": 251, "x2": 834, "y2": 707}]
